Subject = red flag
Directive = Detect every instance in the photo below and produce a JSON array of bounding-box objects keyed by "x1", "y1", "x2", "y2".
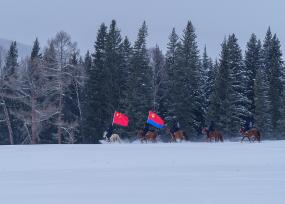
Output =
[
  {"x1": 113, "y1": 111, "x2": 129, "y2": 127},
  {"x1": 147, "y1": 111, "x2": 165, "y2": 128}
]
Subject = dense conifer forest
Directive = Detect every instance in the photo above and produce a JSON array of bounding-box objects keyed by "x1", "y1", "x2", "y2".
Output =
[{"x1": 0, "y1": 20, "x2": 284, "y2": 144}]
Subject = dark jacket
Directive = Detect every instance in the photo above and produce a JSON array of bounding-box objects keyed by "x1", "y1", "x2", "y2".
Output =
[
  {"x1": 143, "y1": 123, "x2": 150, "y2": 135},
  {"x1": 244, "y1": 119, "x2": 252, "y2": 132},
  {"x1": 106, "y1": 125, "x2": 114, "y2": 138},
  {"x1": 208, "y1": 121, "x2": 215, "y2": 132},
  {"x1": 171, "y1": 121, "x2": 180, "y2": 133}
]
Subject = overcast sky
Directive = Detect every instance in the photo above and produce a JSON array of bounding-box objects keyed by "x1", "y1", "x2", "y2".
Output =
[{"x1": 0, "y1": 0, "x2": 284, "y2": 58}]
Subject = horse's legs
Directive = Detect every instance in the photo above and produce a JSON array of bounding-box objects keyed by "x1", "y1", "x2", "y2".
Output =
[
  {"x1": 241, "y1": 136, "x2": 245, "y2": 143},
  {"x1": 248, "y1": 136, "x2": 251, "y2": 143}
]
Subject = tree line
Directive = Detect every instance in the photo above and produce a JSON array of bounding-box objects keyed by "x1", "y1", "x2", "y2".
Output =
[{"x1": 0, "y1": 20, "x2": 284, "y2": 144}]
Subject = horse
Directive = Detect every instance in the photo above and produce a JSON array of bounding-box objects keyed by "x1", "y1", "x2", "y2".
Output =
[
  {"x1": 137, "y1": 130, "x2": 157, "y2": 143},
  {"x1": 103, "y1": 132, "x2": 122, "y2": 143},
  {"x1": 240, "y1": 128, "x2": 261, "y2": 143},
  {"x1": 202, "y1": 128, "x2": 224, "y2": 142},
  {"x1": 166, "y1": 128, "x2": 186, "y2": 142}
]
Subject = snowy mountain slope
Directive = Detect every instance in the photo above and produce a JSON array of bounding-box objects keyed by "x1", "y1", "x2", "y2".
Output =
[
  {"x1": 0, "y1": 141, "x2": 284, "y2": 204},
  {"x1": 0, "y1": 38, "x2": 32, "y2": 59}
]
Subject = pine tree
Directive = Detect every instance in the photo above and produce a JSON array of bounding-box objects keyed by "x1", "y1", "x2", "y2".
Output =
[
  {"x1": 82, "y1": 23, "x2": 108, "y2": 143},
  {"x1": 127, "y1": 21, "x2": 152, "y2": 134},
  {"x1": 268, "y1": 34, "x2": 283, "y2": 134},
  {"x1": 261, "y1": 28, "x2": 284, "y2": 137},
  {"x1": 254, "y1": 66, "x2": 271, "y2": 134},
  {"x1": 3, "y1": 41, "x2": 18, "y2": 78},
  {"x1": 0, "y1": 41, "x2": 19, "y2": 144},
  {"x1": 105, "y1": 20, "x2": 124, "y2": 119},
  {"x1": 244, "y1": 34, "x2": 262, "y2": 116},
  {"x1": 261, "y1": 27, "x2": 273, "y2": 134},
  {"x1": 208, "y1": 39, "x2": 230, "y2": 130},
  {"x1": 279, "y1": 63, "x2": 285, "y2": 137},
  {"x1": 119, "y1": 37, "x2": 132, "y2": 113},
  {"x1": 227, "y1": 34, "x2": 249, "y2": 134},
  {"x1": 150, "y1": 45, "x2": 167, "y2": 115},
  {"x1": 201, "y1": 47, "x2": 214, "y2": 120},
  {"x1": 176, "y1": 21, "x2": 204, "y2": 136},
  {"x1": 116, "y1": 36, "x2": 132, "y2": 138},
  {"x1": 165, "y1": 28, "x2": 180, "y2": 122}
]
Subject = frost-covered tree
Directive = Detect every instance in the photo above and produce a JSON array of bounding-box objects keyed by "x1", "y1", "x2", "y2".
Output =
[
  {"x1": 50, "y1": 31, "x2": 79, "y2": 144},
  {"x1": 227, "y1": 34, "x2": 250, "y2": 134},
  {"x1": 21, "y1": 38, "x2": 43, "y2": 144}
]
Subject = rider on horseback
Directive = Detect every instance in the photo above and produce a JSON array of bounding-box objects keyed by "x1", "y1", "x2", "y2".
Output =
[
  {"x1": 143, "y1": 123, "x2": 150, "y2": 137},
  {"x1": 170, "y1": 118, "x2": 180, "y2": 134},
  {"x1": 243, "y1": 117, "x2": 253, "y2": 133},
  {"x1": 208, "y1": 121, "x2": 215, "y2": 135},
  {"x1": 105, "y1": 124, "x2": 114, "y2": 140}
]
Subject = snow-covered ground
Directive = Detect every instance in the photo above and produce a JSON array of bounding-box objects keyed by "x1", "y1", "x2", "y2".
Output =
[{"x1": 1, "y1": 141, "x2": 285, "y2": 204}]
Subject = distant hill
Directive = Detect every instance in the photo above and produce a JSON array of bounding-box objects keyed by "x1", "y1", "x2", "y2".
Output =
[{"x1": 0, "y1": 38, "x2": 32, "y2": 59}]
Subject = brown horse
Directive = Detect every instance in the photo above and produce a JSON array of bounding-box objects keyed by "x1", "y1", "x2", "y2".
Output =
[
  {"x1": 240, "y1": 128, "x2": 261, "y2": 142},
  {"x1": 202, "y1": 128, "x2": 224, "y2": 142},
  {"x1": 166, "y1": 128, "x2": 186, "y2": 142},
  {"x1": 137, "y1": 130, "x2": 157, "y2": 143}
]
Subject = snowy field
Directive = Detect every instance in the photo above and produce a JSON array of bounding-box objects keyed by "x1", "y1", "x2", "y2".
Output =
[{"x1": 1, "y1": 141, "x2": 285, "y2": 204}]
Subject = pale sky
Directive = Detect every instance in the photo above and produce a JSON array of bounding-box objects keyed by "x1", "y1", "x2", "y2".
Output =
[{"x1": 0, "y1": 0, "x2": 284, "y2": 58}]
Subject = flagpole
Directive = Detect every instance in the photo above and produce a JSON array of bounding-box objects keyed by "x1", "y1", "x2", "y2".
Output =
[
  {"x1": 147, "y1": 111, "x2": 149, "y2": 123},
  {"x1": 112, "y1": 111, "x2": 116, "y2": 126}
]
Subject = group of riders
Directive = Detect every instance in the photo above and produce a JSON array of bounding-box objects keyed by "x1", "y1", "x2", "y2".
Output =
[
  {"x1": 104, "y1": 116, "x2": 255, "y2": 142},
  {"x1": 104, "y1": 118, "x2": 181, "y2": 141}
]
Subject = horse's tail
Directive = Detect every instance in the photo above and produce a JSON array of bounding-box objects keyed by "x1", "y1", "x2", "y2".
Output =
[
  {"x1": 257, "y1": 130, "x2": 261, "y2": 142},
  {"x1": 219, "y1": 132, "x2": 224, "y2": 142},
  {"x1": 183, "y1": 131, "x2": 188, "y2": 141}
]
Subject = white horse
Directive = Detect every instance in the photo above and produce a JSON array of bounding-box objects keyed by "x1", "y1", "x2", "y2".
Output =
[{"x1": 103, "y1": 132, "x2": 122, "y2": 143}]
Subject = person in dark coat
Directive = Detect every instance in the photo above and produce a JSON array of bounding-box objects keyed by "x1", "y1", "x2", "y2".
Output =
[
  {"x1": 244, "y1": 117, "x2": 252, "y2": 132},
  {"x1": 208, "y1": 121, "x2": 215, "y2": 133},
  {"x1": 143, "y1": 123, "x2": 150, "y2": 136},
  {"x1": 105, "y1": 124, "x2": 114, "y2": 139},
  {"x1": 171, "y1": 119, "x2": 180, "y2": 134}
]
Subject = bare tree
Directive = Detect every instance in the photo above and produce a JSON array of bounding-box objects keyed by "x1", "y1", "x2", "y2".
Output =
[{"x1": 51, "y1": 31, "x2": 82, "y2": 144}]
